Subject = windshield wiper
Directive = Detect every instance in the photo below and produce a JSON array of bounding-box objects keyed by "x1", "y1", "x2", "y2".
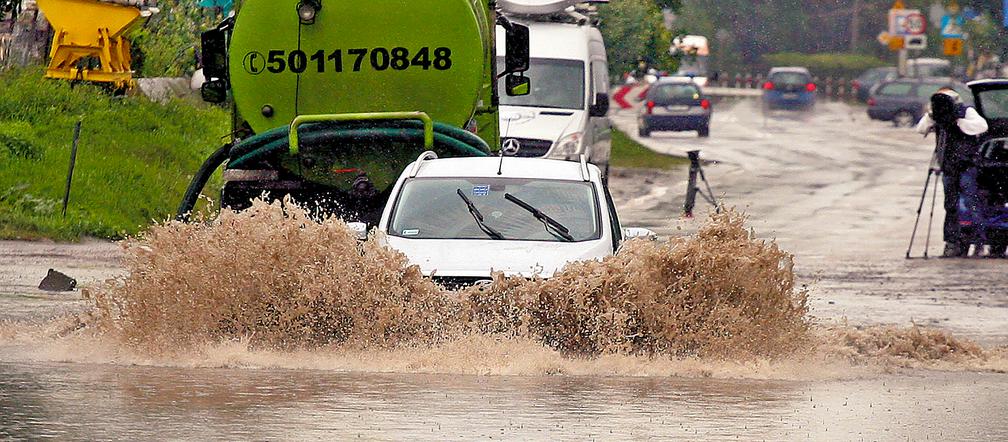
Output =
[
  {"x1": 503, "y1": 193, "x2": 575, "y2": 242},
  {"x1": 457, "y1": 189, "x2": 505, "y2": 240}
]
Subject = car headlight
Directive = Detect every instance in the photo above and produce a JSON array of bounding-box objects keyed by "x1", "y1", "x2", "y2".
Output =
[{"x1": 548, "y1": 132, "x2": 582, "y2": 159}]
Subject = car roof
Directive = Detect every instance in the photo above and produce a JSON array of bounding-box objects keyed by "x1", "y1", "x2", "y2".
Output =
[
  {"x1": 880, "y1": 77, "x2": 963, "y2": 86},
  {"x1": 408, "y1": 156, "x2": 596, "y2": 181},
  {"x1": 968, "y1": 78, "x2": 1008, "y2": 90},
  {"x1": 653, "y1": 76, "x2": 702, "y2": 86},
  {"x1": 768, "y1": 67, "x2": 811, "y2": 75}
]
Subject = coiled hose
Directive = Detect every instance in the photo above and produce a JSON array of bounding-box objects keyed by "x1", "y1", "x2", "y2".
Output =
[{"x1": 176, "y1": 120, "x2": 491, "y2": 221}]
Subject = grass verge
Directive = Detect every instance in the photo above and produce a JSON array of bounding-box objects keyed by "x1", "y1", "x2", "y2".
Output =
[
  {"x1": 0, "y1": 68, "x2": 229, "y2": 241},
  {"x1": 609, "y1": 128, "x2": 688, "y2": 170}
]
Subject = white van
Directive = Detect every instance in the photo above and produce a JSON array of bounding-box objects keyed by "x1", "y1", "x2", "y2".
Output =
[{"x1": 495, "y1": 20, "x2": 612, "y2": 180}]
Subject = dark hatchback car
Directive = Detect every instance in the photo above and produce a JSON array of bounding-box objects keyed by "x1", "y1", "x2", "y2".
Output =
[
  {"x1": 853, "y1": 66, "x2": 898, "y2": 102},
  {"x1": 866, "y1": 79, "x2": 972, "y2": 127},
  {"x1": 637, "y1": 78, "x2": 711, "y2": 137},
  {"x1": 762, "y1": 67, "x2": 816, "y2": 110}
]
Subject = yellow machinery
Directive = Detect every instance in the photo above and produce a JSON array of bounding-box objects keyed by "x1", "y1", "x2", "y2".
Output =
[{"x1": 36, "y1": 0, "x2": 157, "y2": 90}]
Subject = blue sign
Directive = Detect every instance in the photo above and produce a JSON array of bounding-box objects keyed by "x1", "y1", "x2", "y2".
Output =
[
  {"x1": 472, "y1": 185, "x2": 490, "y2": 197},
  {"x1": 941, "y1": 14, "x2": 964, "y2": 38}
]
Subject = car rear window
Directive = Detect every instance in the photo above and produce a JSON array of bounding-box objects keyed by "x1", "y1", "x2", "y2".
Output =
[
  {"x1": 878, "y1": 83, "x2": 913, "y2": 96},
  {"x1": 978, "y1": 89, "x2": 1008, "y2": 119},
  {"x1": 769, "y1": 72, "x2": 811, "y2": 85},
  {"x1": 650, "y1": 84, "x2": 701, "y2": 101}
]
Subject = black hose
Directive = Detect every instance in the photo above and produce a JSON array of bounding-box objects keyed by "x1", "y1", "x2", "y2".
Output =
[{"x1": 176, "y1": 143, "x2": 231, "y2": 221}]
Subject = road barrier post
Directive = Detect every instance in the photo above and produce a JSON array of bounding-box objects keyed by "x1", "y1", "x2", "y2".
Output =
[{"x1": 61, "y1": 120, "x2": 81, "y2": 218}]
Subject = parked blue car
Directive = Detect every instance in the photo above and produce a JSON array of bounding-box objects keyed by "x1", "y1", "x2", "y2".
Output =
[{"x1": 762, "y1": 67, "x2": 816, "y2": 111}]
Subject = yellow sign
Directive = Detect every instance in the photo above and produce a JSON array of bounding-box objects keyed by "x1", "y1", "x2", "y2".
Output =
[
  {"x1": 943, "y1": 38, "x2": 964, "y2": 56},
  {"x1": 892, "y1": 0, "x2": 905, "y2": 9},
  {"x1": 889, "y1": 35, "x2": 905, "y2": 51}
]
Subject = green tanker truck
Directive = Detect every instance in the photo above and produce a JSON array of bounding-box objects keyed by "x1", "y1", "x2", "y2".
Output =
[{"x1": 178, "y1": 0, "x2": 531, "y2": 225}]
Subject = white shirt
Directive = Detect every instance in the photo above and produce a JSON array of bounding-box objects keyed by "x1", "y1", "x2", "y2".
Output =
[{"x1": 916, "y1": 106, "x2": 989, "y2": 136}]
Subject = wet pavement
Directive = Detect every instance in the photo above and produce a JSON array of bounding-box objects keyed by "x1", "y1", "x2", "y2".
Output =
[{"x1": 1, "y1": 98, "x2": 1006, "y2": 440}]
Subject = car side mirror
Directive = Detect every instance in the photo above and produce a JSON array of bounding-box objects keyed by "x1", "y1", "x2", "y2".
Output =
[
  {"x1": 505, "y1": 74, "x2": 530, "y2": 96},
  {"x1": 347, "y1": 221, "x2": 368, "y2": 241},
  {"x1": 200, "y1": 79, "x2": 228, "y2": 104},
  {"x1": 504, "y1": 23, "x2": 530, "y2": 74},
  {"x1": 589, "y1": 92, "x2": 609, "y2": 117},
  {"x1": 622, "y1": 227, "x2": 657, "y2": 241}
]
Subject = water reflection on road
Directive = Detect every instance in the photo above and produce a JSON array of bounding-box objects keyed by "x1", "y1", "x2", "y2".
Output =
[{"x1": 2, "y1": 362, "x2": 1005, "y2": 440}]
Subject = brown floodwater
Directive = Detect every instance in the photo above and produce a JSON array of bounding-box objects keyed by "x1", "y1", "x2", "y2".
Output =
[
  {"x1": 3, "y1": 135, "x2": 1008, "y2": 440},
  {"x1": 1, "y1": 360, "x2": 1006, "y2": 441}
]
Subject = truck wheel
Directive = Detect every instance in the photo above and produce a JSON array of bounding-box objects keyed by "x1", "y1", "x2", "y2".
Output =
[
  {"x1": 698, "y1": 125, "x2": 710, "y2": 138},
  {"x1": 638, "y1": 125, "x2": 650, "y2": 137}
]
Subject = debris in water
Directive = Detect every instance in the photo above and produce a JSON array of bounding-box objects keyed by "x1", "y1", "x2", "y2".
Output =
[{"x1": 39, "y1": 269, "x2": 76, "y2": 292}]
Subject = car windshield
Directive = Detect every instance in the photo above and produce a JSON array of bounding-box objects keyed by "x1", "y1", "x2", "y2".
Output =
[
  {"x1": 498, "y1": 57, "x2": 585, "y2": 109},
  {"x1": 769, "y1": 72, "x2": 811, "y2": 85},
  {"x1": 978, "y1": 89, "x2": 1008, "y2": 119},
  {"x1": 389, "y1": 177, "x2": 599, "y2": 241},
  {"x1": 650, "y1": 84, "x2": 701, "y2": 102}
]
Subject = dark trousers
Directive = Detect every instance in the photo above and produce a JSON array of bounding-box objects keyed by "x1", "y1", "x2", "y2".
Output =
[{"x1": 943, "y1": 167, "x2": 964, "y2": 245}]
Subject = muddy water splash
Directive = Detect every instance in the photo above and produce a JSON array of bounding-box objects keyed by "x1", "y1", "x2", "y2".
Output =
[
  {"x1": 85, "y1": 200, "x2": 809, "y2": 359},
  {"x1": 21, "y1": 199, "x2": 991, "y2": 377}
]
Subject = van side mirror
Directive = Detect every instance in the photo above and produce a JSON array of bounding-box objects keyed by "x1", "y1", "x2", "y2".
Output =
[
  {"x1": 503, "y1": 22, "x2": 530, "y2": 74},
  {"x1": 201, "y1": 27, "x2": 229, "y2": 81},
  {"x1": 505, "y1": 74, "x2": 530, "y2": 96},
  {"x1": 589, "y1": 92, "x2": 609, "y2": 117}
]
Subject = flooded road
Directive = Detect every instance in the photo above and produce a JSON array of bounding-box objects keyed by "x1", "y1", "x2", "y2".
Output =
[
  {"x1": 2, "y1": 98, "x2": 1006, "y2": 440},
  {"x1": 3, "y1": 362, "x2": 1007, "y2": 440}
]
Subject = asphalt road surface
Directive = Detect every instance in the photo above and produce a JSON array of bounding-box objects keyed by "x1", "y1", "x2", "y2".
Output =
[
  {"x1": 609, "y1": 99, "x2": 1008, "y2": 345},
  {"x1": 0, "y1": 98, "x2": 1005, "y2": 440}
]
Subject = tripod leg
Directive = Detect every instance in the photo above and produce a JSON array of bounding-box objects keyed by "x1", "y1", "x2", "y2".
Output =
[
  {"x1": 906, "y1": 170, "x2": 933, "y2": 259},
  {"x1": 683, "y1": 152, "x2": 700, "y2": 217},
  {"x1": 697, "y1": 166, "x2": 720, "y2": 213},
  {"x1": 924, "y1": 173, "x2": 940, "y2": 259}
]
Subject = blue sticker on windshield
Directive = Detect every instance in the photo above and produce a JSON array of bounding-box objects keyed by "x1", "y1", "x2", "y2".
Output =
[{"x1": 473, "y1": 185, "x2": 490, "y2": 196}]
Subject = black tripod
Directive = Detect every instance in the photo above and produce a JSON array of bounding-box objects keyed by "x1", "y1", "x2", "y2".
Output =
[
  {"x1": 683, "y1": 150, "x2": 720, "y2": 217},
  {"x1": 906, "y1": 150, "x2": 942, "y2": 259}
]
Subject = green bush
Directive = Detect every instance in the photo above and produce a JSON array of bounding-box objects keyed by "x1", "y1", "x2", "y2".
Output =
[
  {"x1": 0, "y1": 68, "x2": 229, "y2": 240},
  {"x1": 762, "y1": 52, "x2": 888, "y2": 79}
]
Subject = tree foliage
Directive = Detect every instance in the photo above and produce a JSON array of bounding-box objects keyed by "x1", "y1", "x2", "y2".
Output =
[
  {"x1": 597, "y1": 0, "x2": 674, "y2": 77},
  {"x1": 131, "y1": 1, "x2": 223, "y2": 77}
]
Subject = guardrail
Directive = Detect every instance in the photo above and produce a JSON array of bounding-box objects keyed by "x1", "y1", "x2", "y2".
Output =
[{"x1": 610, "y1": 73, "x2": 861, "y2": 109}]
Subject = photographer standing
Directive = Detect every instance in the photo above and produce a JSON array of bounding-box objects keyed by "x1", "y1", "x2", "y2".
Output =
[{"x1": 915, "y1": 88, "x2": 989, "y2": 257}]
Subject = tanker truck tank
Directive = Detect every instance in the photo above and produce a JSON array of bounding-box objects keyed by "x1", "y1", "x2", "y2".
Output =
[{"x1": 178, "y1": 0, "x2": 531, "y2": 226}]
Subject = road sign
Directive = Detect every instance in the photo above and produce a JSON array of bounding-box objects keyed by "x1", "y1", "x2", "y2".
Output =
[
  {"x1": 904, "y1": 34, "x2": 927, "y2": 50},
  {"x1": 941, "y1": 14, "x2": 964, "y2": 38},
  {"x1": 943, "y1": 38, "x2": 964, "y2": 56},
  {"x1": 890, "y1": 9, "x2": 927, "y2": 36}
]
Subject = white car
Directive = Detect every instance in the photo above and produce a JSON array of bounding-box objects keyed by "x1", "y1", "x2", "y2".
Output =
[{"x1": 374, "y1": 152, "x2": 653, "y2": 286}]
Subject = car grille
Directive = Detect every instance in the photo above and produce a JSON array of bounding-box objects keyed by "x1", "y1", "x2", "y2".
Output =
[
  {"x1": 431, "y1": 276, "x2": 493, "y2": 290},
  {"x1": 501, "y1": 137, "x2": 552, "y2": 157}
]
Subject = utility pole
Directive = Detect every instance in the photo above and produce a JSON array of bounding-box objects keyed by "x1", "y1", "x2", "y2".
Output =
[{"x1": 850, "y1": 0, "x2": 862, "y2": 52}]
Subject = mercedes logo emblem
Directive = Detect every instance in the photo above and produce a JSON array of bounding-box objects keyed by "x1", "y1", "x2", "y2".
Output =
[{"x1": 502, "y1": 138, "x2": 521, "y2": 155}]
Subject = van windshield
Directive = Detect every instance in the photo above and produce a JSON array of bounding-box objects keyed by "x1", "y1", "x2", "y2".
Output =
[
  {"x1": 389, "y1": 177, "x2": 600, "y2": 241},
  {"x1": 498, "y1": 57, "x2": 585, "y2": 110}
]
